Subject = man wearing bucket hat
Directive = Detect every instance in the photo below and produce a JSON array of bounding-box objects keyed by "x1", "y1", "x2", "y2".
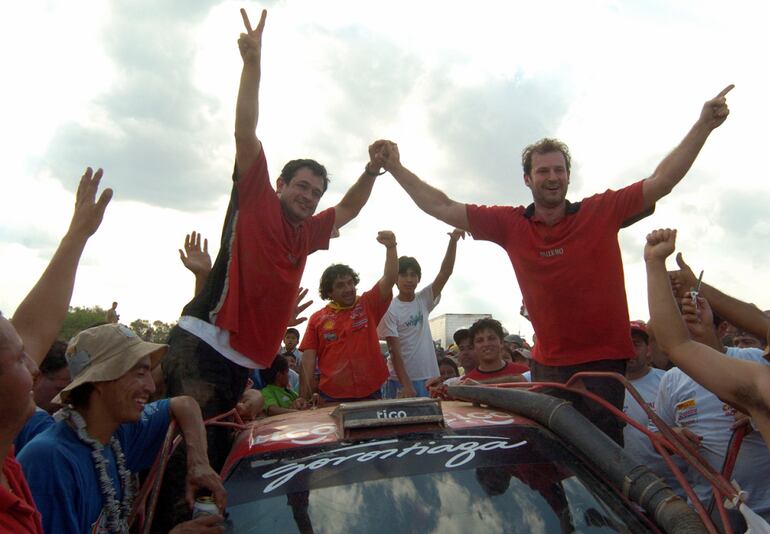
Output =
[{"x1": 18, "y1": 324, "x2": 227, "y2": 534}]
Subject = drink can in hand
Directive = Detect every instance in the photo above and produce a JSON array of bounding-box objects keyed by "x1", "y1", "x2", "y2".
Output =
[{"x1": 193, "y1": 496, "x2": 219, "y2": 519}]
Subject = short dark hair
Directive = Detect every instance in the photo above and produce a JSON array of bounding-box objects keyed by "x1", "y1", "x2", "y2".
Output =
[
  {"x1": 285, "y1": 328, "x2": 300, "y2": 339},
  {"x1": 453, "y1": 328, "x2": 471, "y2": 345},
  {"x1": 319, "y1": 264, "x2": 359, "y2": 300},
  {"x1": 398, "y1": 256, "x2": 422, "y2": 280},
  {"x1": 438, "y1": 357, "x2": 459, "y2": 376},
  {"x1": 521, "y1": 138, "x2": 572, "y2": 176},
  {"x1": 260, "y1": 354, "x2": 289, "y2": 385},
  {"x1": 39, "y1": 340, "x2": 68, "y2": 376},
  {"x1": 280, "y1": 159, "x2": 330, "y2": 193},
  {"x1": 469, "y1": 318, "x2": 504, "y2": 344}
]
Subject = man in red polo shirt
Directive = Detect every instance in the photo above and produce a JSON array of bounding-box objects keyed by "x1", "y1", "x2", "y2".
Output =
[
  {"x1": 163, "y1": 5, "x2": 389, "y2": 461},
  {"x1": 159, "y1": 9, "x2": 392, "y2": 528},
  {"x1": 379, "y1": 85, "x2": 733, "y2": 443},
  {"x1": 299, "y1": 231, "x2": 398, "y2": 402}
]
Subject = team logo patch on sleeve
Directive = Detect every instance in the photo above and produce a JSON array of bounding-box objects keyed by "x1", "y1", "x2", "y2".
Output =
[{"x1": 675, "y1": 398, "x2": 698, "y2": 426}]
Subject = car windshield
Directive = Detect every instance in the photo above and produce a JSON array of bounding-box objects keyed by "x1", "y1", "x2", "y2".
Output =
[{"x1": 223, "y1": 425, "x2": 651, "y2": 533}]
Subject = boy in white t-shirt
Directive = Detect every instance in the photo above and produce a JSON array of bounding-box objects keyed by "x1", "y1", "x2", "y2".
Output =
[{"x1": 378, "y1": 230, "x2": 465, "y2": 397}]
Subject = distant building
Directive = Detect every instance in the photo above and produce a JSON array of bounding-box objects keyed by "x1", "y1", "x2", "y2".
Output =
[{"x1": 429, "y1": 313, "x2": 492, "y2": 348}]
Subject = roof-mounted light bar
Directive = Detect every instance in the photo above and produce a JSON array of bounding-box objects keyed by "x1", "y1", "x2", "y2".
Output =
[{"x1": 332, "y1": 398, "x2": 445, "y2": 431}]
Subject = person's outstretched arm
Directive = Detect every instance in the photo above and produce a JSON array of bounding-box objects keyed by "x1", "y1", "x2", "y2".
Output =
[
  {"x1": 645, "y1": 229, "x2": 760, "y2": 415},
  {"x1": 333, "y1": 141, "x2": 390, "y2": 230},
  {"x1": 179, "y1": 231, "x2": 211, "y2": 297},
  {"x1": 234, "y1": 8, "x2": 267, "y2": 176},
  {"x1": 642, "y1": 85, "x2": 733, "y2": 209},
  {"x1": 431, "y1": 229, "x2": 465, "y2": 298},
  {"x1": 12, "y1": 167, "x2": 111, "y2": 365},
  {"x1": 381, "y1": 141, "x2": 470, "y2": 230},
  {"x1": 376, "y1": 231, "x2": 398, "y2": 301},
  {"x1": 169, "y1": 396, "x2": 228, "y2": 512}
]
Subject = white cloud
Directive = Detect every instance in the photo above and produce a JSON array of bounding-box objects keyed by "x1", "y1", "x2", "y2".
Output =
[{"x1": 2, "y1": 0, "x2": 770, "y2": 350}]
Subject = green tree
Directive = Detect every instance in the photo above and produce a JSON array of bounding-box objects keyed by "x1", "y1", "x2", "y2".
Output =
[
  {"x1": 129, "y1": 319, "x2": 151, "y2": 339},
  {"x1": 59, "y1": 309, "x2": 176, "y2": 344},
  {"x1": 129, "y1": 318, "x2": 175, "y2": 343},
  {"x1": 59, "y1": 305, "x2": 108, "y2": 341},
  {"x1": 150, "y1": 320, "x2": 175, "y2": 343}
]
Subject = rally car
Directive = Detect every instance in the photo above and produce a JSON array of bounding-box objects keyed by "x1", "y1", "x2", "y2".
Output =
[{"x1": 136, "y1": 377, "x2": 761, "y2": 533}]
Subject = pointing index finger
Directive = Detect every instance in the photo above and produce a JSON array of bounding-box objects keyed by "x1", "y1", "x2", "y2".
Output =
[
  {"x1": 716, "y1": 84, "x2": 735, "y2": 99},
  {"x1": 240, "y1": 8, "x2": 253, "y2": 33}
]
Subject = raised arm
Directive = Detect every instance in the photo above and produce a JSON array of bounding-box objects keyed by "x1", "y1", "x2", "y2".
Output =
[
  {"x1": 431, "y1": 229, "x2": 465, "y2": 298},
  {"x1": 169, "y1": 396, "x2": 227, "y2": 512},
  {"x1": 333, "y1": 141, "x2": 389, "y2": 230},
  {"x1": 376, "y1": 231, "x2": 398, "y2": 301},
  {"x1": 642, "y1": 85, "x2": 733, "y2": 209},
  {"x1": 381, "y1": 141, "x2": 470, "y2": 230},
  {"x1": 234, "y1": 8, "x2": 267, "y2": 176},
  {"x1": 178, "y1": 231, "x2": 211, "y2": 297},
  {"x1": 645, "y1": 229, "x2": 758, "y2": 414},
  {"x1": 669, "y1": 252, "x2": 770, "y2": 341},
  {"x1": 12, "y1": 167, "x2": 111, "y2": 365}
]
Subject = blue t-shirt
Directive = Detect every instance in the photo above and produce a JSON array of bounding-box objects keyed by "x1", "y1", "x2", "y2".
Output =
[
  {"x1": 18, "y1": 399, "x2": 171, "y2": 534},
  {"x1": 14, "y1": 407, "x2": 54, "y2": 453}
]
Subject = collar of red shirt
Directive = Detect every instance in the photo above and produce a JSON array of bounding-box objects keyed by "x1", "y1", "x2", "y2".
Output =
[
  {"x1": 327, "y1": 296, "x2": 361, "y2": 312},
  {"x1": 523, "y1": 199, "x2": 581, "y2": 220}
]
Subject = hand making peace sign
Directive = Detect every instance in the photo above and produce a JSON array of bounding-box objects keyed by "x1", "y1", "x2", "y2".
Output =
[{"x1": 238, "y1": 8, "x2": 267, "y2": 65}]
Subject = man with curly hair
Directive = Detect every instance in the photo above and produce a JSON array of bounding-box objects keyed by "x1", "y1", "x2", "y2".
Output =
[{"x1": 299, "y1": 232, "x2": 398, "y2": 402}]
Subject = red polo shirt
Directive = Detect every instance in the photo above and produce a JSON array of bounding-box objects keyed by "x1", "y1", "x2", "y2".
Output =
[
  {"x1": 0, "y1": 451, "x2": 43, "y2": 534},
  {"x1": 467, "y1": 181, "x2": 646, "y2": 367},
  {"x1": 214, "y1": 149, "x2": 336, "y2": 367},
  {"x1": 300, "y1": 282, "x2": 391, "y2": 398},
  {"x1": 465, "y1": 361, "x2": 529, "y2": 382}
]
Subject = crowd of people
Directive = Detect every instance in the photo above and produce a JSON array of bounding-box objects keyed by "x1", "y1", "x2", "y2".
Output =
[{"x1": 2, "y1": 4, "x2": 769, "y2": 534}]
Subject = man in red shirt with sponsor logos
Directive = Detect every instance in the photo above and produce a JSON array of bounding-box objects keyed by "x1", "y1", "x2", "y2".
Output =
[
  {"x1": 379, "y1": 85, "x2": 733, "y2": 443},
  {"x1": 464, "y1": 318, "x2": 527, "y2": 384},
  {"x1": 299, "y1": 231, "x2": 398, "y2": 402}
]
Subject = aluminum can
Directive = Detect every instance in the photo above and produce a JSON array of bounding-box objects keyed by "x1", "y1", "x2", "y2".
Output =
[{"x1": 193, "y1": 496, "x2": 219, "y2": 519}]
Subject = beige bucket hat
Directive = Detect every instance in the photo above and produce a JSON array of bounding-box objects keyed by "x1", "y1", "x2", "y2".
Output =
[{"x1": 54, "y1": 323, "x2": 168, "y2": 404}]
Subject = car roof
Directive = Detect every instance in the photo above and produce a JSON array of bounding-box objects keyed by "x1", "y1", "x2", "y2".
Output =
[{"x1": 222, "y1": 401, "x2": 540, "y2": 476}]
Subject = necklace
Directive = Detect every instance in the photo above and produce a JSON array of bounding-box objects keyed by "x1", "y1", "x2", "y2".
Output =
[{"x1": 58, "y1": 407, "x2": 134, "y2": 532}]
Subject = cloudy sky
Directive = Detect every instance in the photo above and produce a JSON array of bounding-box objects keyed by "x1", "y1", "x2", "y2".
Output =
[{"x1": 2, "y1": 0, "x2": 769, "y2": 344}]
